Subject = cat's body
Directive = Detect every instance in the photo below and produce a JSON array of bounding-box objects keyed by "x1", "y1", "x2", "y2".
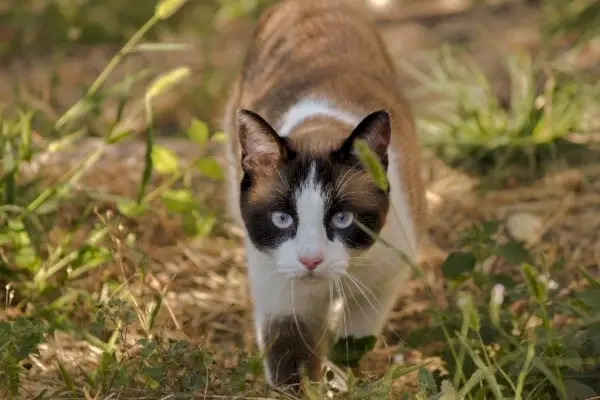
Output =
[{"x1": 222, "y1": 0, "x2": 426, "y2": 390}]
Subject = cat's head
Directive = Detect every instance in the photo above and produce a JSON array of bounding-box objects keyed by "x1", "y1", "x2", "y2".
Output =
[{"x1": 236, "y1": 109, "x2": 391, "y2": 279}]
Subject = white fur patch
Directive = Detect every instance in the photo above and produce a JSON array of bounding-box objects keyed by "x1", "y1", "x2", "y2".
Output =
[
  {"x1": 277, "y1": 98, "x2": 361, "y2": 137},
  {"x1": 380, "y1": 150, "x2": 418, "y2": 262},
  {"x1": 274, "y1": 164, "x2": 350, "y2": 279}
]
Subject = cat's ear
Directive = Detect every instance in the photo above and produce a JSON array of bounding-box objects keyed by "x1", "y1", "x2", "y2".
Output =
[
  {"x1": 336, "y1": 110, "x2": 391, "y2": 161},
  {"x1": 236, "y1": 109, "x2": 288, "y2": 174}
]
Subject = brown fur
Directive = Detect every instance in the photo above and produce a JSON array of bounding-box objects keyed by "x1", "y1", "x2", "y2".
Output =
[
  {"x1": 224, "y1": 0, "x2": 426, "y2": 240},
  {"x1": 263, "y1": 316, "x2": 324, "y2": 390}
]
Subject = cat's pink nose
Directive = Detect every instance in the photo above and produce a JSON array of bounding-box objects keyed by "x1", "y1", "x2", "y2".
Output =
[{"x1": 299, "y1": 256, "x2": 324, "y2": 271}]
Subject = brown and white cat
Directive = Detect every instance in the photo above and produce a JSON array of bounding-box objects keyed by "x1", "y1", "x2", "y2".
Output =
[{"x1": 222, "y1": 0, "x2": 426, "y2": 390}]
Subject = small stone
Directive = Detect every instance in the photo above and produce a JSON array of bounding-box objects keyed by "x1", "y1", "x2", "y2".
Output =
[
  {"x1": 394, "y1": 352, "x2": 405, "y2": 364},
  {"x1": 506, "y1": 212, "x2": 543, "y2": 243}
]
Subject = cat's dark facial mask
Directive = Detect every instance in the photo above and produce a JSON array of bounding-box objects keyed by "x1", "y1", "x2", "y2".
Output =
[{"x1": 237, "y1": 109, "x2": 391, "y2": 279}]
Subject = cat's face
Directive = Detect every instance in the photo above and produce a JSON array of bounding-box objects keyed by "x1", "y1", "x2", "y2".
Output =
[{"x1": 237, "y1": 110, "x2": 391, "y2": 280}]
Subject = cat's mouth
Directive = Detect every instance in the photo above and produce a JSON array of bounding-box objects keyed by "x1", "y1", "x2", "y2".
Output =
[{"x1": 295, "y1": 270, "x2": 339, "y2": 282}]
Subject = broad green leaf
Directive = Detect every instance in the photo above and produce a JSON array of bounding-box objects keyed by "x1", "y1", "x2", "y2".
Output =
[
  {"x1": 481, "y1": 220, "x2": 502, "y2": 237},
  {"x1": 188, "y1": 119, "x2": 209, "y2": 146},
  {"x1": 151, "y1": 145, "x2": 179, "y2": 174},
  {"x1": 328, "y1": 335, "x2": 377, "y2": 368},
  {"x1": 564, "y1": 379, "x2": 596, "y2": 400},
  {"x1": 181, "y1": 210, "x2": 216, "y2": 238},
  {"x1": 161, "y1": 190, "x2": 196, "y2": 213},
  {"x1": 441, "y1": 251, "x2": 477, "y2": 279},
  {"x1": 8, "y1": 220, "x2": 25, "y2": 231},
  {"x1": 211, "y1": 131, "x2": 227, "y2": 143},
  {"x1": 490, "y1": 273, "x2": 517, "y2": 290},
  {"x1": 14, "y1": 247, "x2": 40, "y2": 271},
  {"x1": 418, "y1": 367, "x2": 437, "y2": 393},
  {"x1": 196, "y1": 157, "x2": 224, "y2": 180},
  {"x1": 141, "y1": 365, "x2": 166, "y2": 382},
  {"x1": 576, "y1": 288, "x2": 600, "y2": 310},
  {"x1": 494, "y1": 241, "x2": 530, "y2": 265}
]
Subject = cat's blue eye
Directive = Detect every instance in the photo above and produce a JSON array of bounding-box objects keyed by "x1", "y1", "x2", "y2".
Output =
[
  {"x1": 331, "y1": 211, "x2": 354, "y2": 229},
  {"x1": 271, "y1": 211, "x2": 294, "y2": 229}
]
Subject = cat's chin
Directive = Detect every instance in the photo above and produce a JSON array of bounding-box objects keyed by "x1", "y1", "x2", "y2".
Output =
[
  {"x1": 296, "y1": 274, "x2": 330, "y2": 282},
  {"x1": 292, "y1": 270, "x2": 346, "y2": 283}
]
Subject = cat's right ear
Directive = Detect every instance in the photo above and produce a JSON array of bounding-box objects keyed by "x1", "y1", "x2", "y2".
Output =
[{"x1": 236, "y1": 109, "x2": 288, "y2": 174}]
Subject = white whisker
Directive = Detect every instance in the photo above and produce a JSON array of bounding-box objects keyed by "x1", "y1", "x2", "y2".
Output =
[{"x1": 334, "y1": 277, "x2": 352, "y2": 363}]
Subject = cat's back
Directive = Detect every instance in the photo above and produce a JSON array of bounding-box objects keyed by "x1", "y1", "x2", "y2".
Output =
[{"x1": 235, "y1": 0, "x2": 407, "y2": 125}]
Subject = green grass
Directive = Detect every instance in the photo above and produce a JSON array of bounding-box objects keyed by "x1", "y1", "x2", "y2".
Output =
[
  {"x1": 395, "y1": 0, "x2": 600, "y2": 185},
  {"x1": 2, "y1": 0, "x2": 600, "y2": 399},
  {"x1": 400, "y1": 46, "x2": 600, "y2": 184}
]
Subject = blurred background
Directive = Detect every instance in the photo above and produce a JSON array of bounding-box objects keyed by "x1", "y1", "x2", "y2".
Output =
[
  {"x1": 1, "y1": 0, "x2": 600, "y2": 398},
  {"x1": 1, "y1": 0, "x2": 598, "y2": 138}
]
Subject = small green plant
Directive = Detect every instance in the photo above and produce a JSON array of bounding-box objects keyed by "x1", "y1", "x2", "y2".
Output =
[
  {"x1": 0, "y1": 1, "x2": 229, "y2": 397},
  {"x1": 400, "y1": 47, "x2": 599, "y2": 181},
  {"x1": 355, "y1": 137, "x2": 600, "y2": 399},
  {"x1": 0, "y1": 317, "x2": 52, "y2": 399},
  {"x1": 400, "y1": 221, "x2": 600, "y2": 399}
]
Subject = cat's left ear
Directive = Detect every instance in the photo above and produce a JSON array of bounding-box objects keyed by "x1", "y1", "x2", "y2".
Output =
[
  {"x1": 236, "y1": 109, "x2": 288, "y2": 174},
  {"x1": 336, "y1": 110, "x2": 391, "y2": 161}
]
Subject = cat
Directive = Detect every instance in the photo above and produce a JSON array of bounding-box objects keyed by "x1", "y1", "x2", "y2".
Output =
[{"x1": 222, "y1": 0, "x2": 426, "y2": 391}]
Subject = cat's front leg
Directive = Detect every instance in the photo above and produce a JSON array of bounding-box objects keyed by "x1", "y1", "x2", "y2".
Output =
[
  {"x1": 249, "y1": 272, "x2": 330, "y2": 391},
  {"x1": 330, "y1": 273, "x2": 406, "y2": 370},
  {"x1": 257, "y1": 313, "x2": 325, "y2": 391}
]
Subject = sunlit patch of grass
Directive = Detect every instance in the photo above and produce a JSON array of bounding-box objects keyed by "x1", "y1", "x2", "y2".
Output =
[
  {"x1": 355, "y1": 134, "x2": 600, "y2": 400},
  {"x1": 400, "y1": 46, "x2": 600, "y2": 183},
  {"x1": 0, "y1": 0, "x2": 229, "y2": 396},
  {"x1": 399, "y1": 220, "x2": 600, "y2": 400}
]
